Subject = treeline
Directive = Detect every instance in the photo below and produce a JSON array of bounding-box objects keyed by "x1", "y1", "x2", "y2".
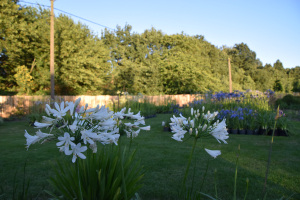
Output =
[{"x1": 1, "y1": 0, "x2": 300, "y2": 95}]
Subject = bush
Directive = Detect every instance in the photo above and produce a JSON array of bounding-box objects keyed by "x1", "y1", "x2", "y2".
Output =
[{"x1": 275, "y1": 94, "x2": 300, "y2": 110}]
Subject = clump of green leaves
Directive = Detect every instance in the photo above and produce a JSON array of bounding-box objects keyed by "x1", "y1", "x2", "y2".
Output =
[{"x1": 46, "y1": 145, "x2": 144, "y2": 200}]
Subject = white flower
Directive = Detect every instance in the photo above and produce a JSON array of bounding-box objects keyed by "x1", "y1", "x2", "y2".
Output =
[
  {"x1": 210, "y1": 119, "x2": 229, "y2": 144},
  {"x1": 74, "y1": 98, "x2": 81, "y2": 108},
  {"x1": 66, "y1": 101, "x2": 75, "y2": 116},
  {"x1": 36, "y1": 129, "x2": 53, "y2": 138},
  {"x1": 114, "y1": 107, "x2": 126, "y2": 119},
  {"x1": 139, "y1": 126, "x2": 150, "y2": 131},
  {"x1": 191, "y1": 108, "x2": 194, "y2": 116},
  {"x1": 42, "y1": 116, "x2": 55, "y2": 123},
  {"x1": 162, "y1": 121, "x2": 165, "y2": 126},
  {"x1": 202, "y1": 124, "x2": 207, "y2": 132},
  {"x1": 205, "y1": 148, "x2": 221, "y2": 159},
  {"x1": 78, "y1": 106, "x2": 85, "y2": 114},
  {"x1": 24, "y1": 130, "x2": 53, "y2": 150},
  {"x1": 45, "y1": 107, "x2": 51, "y2": 116},
  {"x1": 133, "y1": 117, "x2": 145, "y2": 126},
  {"x1": 80, "y1": 129, "x2": 100, "y2": 145},
  {"x1": 98, "y1": 118, "x2": 117, "y2": 127},
  {"x1": 66, "y1": 143, "x2": 87, "y2": 163},
  {"x1": 51, "y1": 101, "x2": 70, "y2": 119},
  {"x1": 58, "y1": 146, "x2": 65, "y2": 153},
  {"x1": 90, "y1": 142, "x2": 97, "y2": 153},
  {"x1": 124, "y1": 108, "x2": 134, "y2": 118},
  {"x1": 172, "y1": 132, "x2": 185, "y2": 142},
  {"x1": 202, "y1": 106, "x2": 205, "y2": 112},
  {"x1": 130, "y1": 111, "x2": 143, "y2": 120},
  {"x1": 132, "y1": 129, "x2": 140, "y2": 138},
  {"x1": 34, "y1": 121, "x2": 52, "y2": 129},
  {"x1": 189, "y1": 128, "x2": 193, "y2": 135},
  {"x1": 190, "y1": 120, "x2": 194, "y2": 128},
  {"x1": 56, "y1": 132, "x2": 76, "y2": 154},
  {"x1": 25, "y1": 130, "x2": 39, "y2": 150}
]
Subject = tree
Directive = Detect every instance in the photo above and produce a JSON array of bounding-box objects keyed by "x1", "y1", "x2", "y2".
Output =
[
  {"x1": 273, "y1": 80, "x2": 283, "y2": 92},
  {"x1": 273, "y1": 59, "x2": 284, "y2": 71}
]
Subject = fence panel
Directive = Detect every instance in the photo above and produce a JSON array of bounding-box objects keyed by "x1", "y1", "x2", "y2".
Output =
[{"x1": 0, "y1": 94, "x2": 203, "y2": 118}]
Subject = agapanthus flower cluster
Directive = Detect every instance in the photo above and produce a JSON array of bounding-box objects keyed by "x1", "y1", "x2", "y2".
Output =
[
  {"x1": 122, "y1": 109, "x2": 150, "y2": 138},
  {"x1": 24, "y1": 98, "x2": 150, "y2": 163},
  {"x1": 170, "y1": 106, "x2": 229, "y2": 158}
]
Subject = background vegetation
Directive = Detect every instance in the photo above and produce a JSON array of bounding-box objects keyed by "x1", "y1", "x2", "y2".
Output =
[{"x1": 1, "y1": 0, "x2": 300, "y2": 95}]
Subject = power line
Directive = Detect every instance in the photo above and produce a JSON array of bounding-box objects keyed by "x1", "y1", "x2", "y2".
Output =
[{"x1": 18, "y1": 1, "x2": 115, "y2": 31}]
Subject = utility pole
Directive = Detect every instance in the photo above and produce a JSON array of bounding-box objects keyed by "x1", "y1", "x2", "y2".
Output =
[
  {"x1": 50, "y1": 0, "x2": 55, "y2": 100},
  {"x1": 228, "y1": 58, "x2": 232, "y2": 93}
]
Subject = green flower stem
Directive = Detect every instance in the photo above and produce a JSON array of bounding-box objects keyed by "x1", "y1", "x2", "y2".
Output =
[
  {"x1": 233, "y1": 144, "x2": 240, "y2": 200},
  {"x1": 118, "y1": 138, "x2": 128, "y2": 200},
  {"x1": 128, "y1": 133, "x2": 133, "y2": 153},
  {"x1": 181, "y1": 137, "x2": 198, "y2": 195},
  {"x1": 244, "y1": 178, "x2": 249, "y2": 200},
  {"x1": 262, "y1": 120, "x2": 277, "y2": 199},
  {"x1": 199, "y1": 158, "x2": 209, "y2": 192},
  {"x1": 77, "y1": 159, "x2": 83, "y2": 200},
  {"x1": 214, "y1": 169, "x2": 218, "y2": 199}
]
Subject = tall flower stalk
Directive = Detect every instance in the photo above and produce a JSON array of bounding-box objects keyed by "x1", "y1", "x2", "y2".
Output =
[
  {"x1": 262, "y1": 106, "x2": 281, "y2": 198},
  {"x1": 170, "y1": 106, "x2": 229, "y2": 197}
]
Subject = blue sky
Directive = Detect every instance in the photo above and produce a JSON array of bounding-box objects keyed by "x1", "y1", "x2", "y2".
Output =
[{"x1": 19, "y1": 0, "x2": 300, "y2": 69}]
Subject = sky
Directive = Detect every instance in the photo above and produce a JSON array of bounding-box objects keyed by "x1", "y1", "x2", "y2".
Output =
[{"x1": 18, "y1": 0, "x2": 300, "y2": 69}]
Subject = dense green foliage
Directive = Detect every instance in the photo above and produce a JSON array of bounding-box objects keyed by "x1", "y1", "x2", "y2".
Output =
[
  {"x1": 275, "y1": 94, "x2": 300, "y2": 110},
  {"x1": 1, "y1": 0, "x2": 300, "y2": 95}
]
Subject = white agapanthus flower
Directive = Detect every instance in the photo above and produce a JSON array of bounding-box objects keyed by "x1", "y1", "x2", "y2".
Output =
[
  {"x1": 25, "y1": 130, "x2": 53, "y2": 150},
  {"x1": 24, "y1": 98, "x2": 150, "y2": 163},
  {"x1": 205, "y1": 148, "x2": 221, "y2": 159},
  {"x1": 56, "y1": 132, "x2": 76, "y2": 154},
  {"x1": 170, "y1": 106, "x2": 228, "y2": 158},
  {"x1": 51, "y1": 101, "x2": 70, "y2": 119},
  {"x1": 210, "y1": 119, "x2": 229, "y2": 144},
  {"x1": 66, "y1": 143, "x2": 87, "y2": 163},
  {"x1": 34, "y1": 121, "x2": 52, "y2": 129}
]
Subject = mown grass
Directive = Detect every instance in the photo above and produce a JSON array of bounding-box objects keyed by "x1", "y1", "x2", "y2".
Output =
[{"x1": 0, "y1": 113, "x2": 299, "y2": 200}]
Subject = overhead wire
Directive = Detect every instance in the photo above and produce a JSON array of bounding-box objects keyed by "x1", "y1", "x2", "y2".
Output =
[{"x1": 18, "y1": 1, "x2": 115, "y2": 31}]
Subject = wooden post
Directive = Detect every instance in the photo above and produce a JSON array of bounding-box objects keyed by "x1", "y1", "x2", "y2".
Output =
[
  {"x1": 228, "y1": 58, "x2": 232, "y2": 93},
  {"x1": 50, "y1": 0, "x2": 55, "y2": 100}
]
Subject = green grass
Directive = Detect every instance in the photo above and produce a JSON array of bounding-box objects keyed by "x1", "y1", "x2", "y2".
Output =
[{"x1": 0, "y1": 114, "x2": 299, "y2": 200}]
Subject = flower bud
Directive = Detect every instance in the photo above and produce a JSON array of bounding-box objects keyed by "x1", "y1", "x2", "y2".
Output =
[
  {"x1": 202, "y1": 106, "x2": 205, "y2": 112},
  {"x1": 202, "y1": 124, "x2": 207, "y2": 131},
  {"x1": 79, "y1": 106, "x2": 84, "y2": 113},
  {"x1": 74, "y1": 98, "x2": 81, "y2": 107},
  {"x1": 45, "y1": 107, "x2": 50, "y2": 116},
  {"x1": 190, "y1": 120, "x2": 194, "y2": 128},
  {"x1": 195, "y1": 129, "x2": 198, "y2": 136},
  {"x1": 162, "y1": 121, "x2": 165, "y2": 126},
  {"x1": 189, "y1": 128, "x2": 193, "y2": 135},
  {"x1": 191, "y1": 108, "x2": 194, "y2": 116}
]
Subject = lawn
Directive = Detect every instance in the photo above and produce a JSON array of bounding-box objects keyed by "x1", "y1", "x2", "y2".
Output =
[{"x1": 0, "y1": 113, "x2": 299, "y2": 200}]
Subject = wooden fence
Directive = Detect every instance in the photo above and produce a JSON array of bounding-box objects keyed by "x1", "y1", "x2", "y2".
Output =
[{"x1": 0, "y1": 94, "x2": 202, "y2": 118}]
